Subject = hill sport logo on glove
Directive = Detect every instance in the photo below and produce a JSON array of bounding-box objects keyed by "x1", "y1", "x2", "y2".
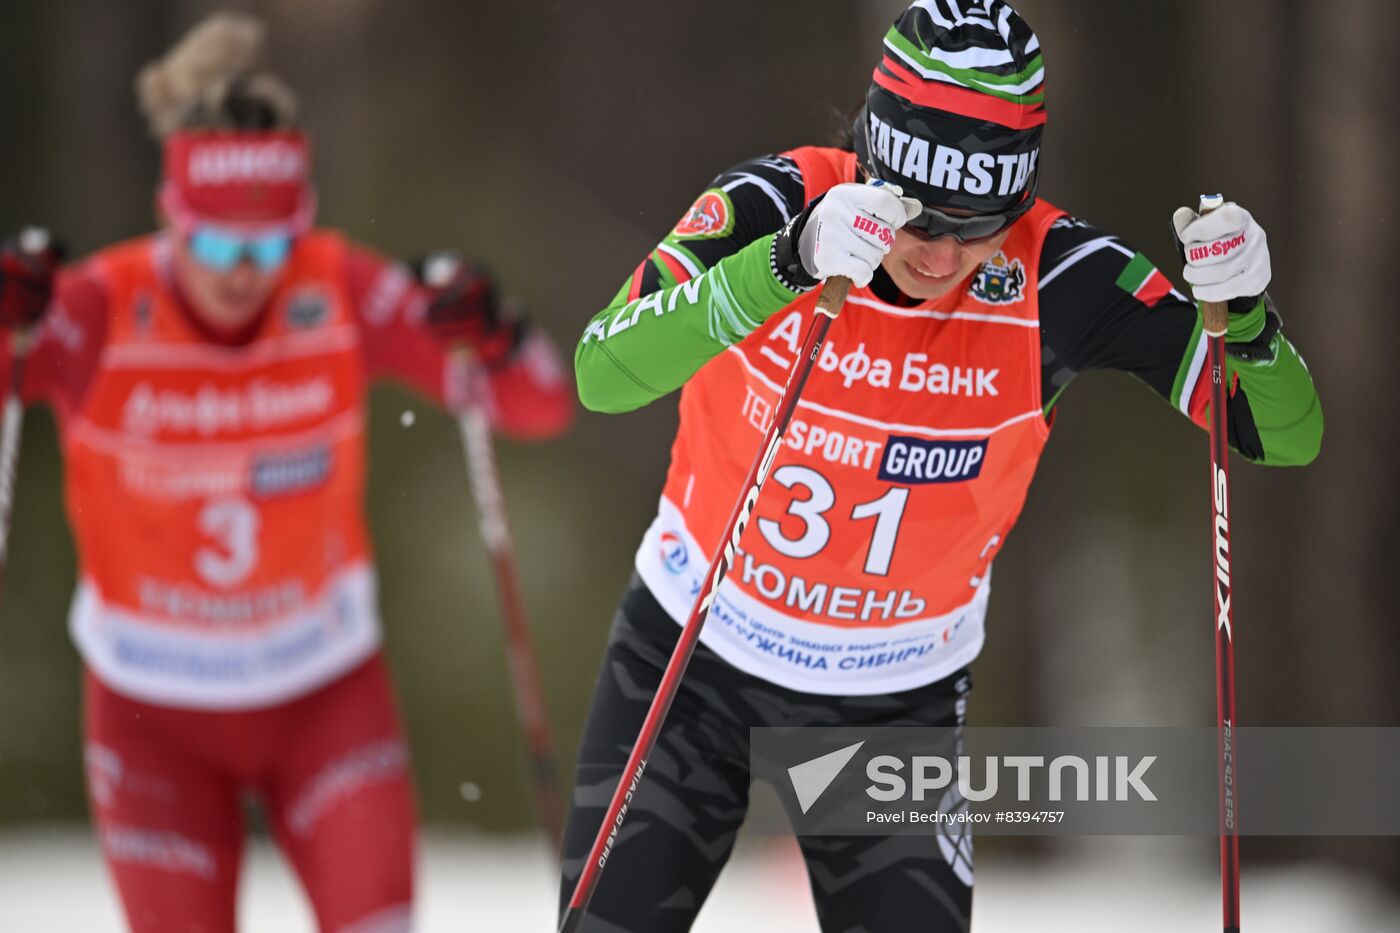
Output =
[
  {"x1": 1188, "y1": 232, "x2": 1247, "y2": 263},
  {"x1": 852, "y1": 215, "x2": 894, "y2": 247}
]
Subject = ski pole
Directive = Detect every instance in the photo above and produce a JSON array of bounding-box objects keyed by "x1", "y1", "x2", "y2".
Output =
[
  {"x1": 559, "y1": 275, "x2": 852, "y2": 933},
  {"x1": 1197, "y1": 193, "x2": 1240, "y2": 933},
  {"x1": 0, "y1": 332, "x2": 30, "y2": 600},
  {"x1": 0, "y1": 228, "x2": 50, "y2": 616},
  {"x1": 421, "y1": 253, "x2": 566, "y2": 853},
  {"x1": 456, "y1": 393, "x2": 566, "y2": 854}
]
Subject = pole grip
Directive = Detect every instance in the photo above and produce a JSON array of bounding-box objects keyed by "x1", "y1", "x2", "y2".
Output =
[
  {"x1": 1204, "y1": 298, "x2": 1226, "y2": 337},
  {"x1": 815, "y1": 275, "x2": 851, "y2": 318},
  {"x1": 1201, "y1": 299, "x2": 1229, "y2": 338},
  {"x1": 1197, "y1": 195, "x2": 1230, "y2": 337}
]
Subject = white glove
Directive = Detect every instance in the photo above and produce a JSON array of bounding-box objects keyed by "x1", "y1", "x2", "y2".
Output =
[
  {"x1": 799, "y1": 181, "x2": 921, "y2": 288},
  {"x1": 1171, "y1": 201, "x2": 1271, "y2": 303}
]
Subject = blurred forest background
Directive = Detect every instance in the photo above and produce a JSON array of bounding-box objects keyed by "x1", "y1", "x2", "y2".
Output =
[{"x1": 0, "y1": 0, "x2": 1396, "y2": 902}]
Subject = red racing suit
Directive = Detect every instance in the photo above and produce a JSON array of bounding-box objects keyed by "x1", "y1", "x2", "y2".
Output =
[{"x1": 1, "y1": 229, "x2": 572, "y2": 932}]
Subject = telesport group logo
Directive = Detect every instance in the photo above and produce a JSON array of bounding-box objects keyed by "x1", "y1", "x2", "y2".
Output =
[
  {"x1": 969, "y1": 252, "x2": 1025, "y2": 306},
  {"x1": 659, "y1": 531, "x2": 689, "y2": 574}
]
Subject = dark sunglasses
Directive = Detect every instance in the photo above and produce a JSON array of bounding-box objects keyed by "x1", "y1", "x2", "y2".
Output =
[{"x1": 902, "y1": 175, "x2": 1039, "y2": 244}]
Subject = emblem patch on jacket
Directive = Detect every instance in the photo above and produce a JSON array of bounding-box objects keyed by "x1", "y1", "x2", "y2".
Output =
[
  {"x1": 969, "y1": 252, "x2": 1025, "y2": 305},
  {"x1": 286, "y1": 288, "x2": 330, "y2": 328},
  {"x1": 672, "y1": 190, "x2": 735, "y2": 240}
]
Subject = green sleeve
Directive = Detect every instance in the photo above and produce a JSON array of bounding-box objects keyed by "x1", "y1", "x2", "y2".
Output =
[
  {"x1": 1227, "y1": 328, "x2": 1323, "y2": 466},
  {"x1": 1036, "y1": 219, "x2": 1322, "y2": 467},
  {"x1": 575, "y1": 233, "x2": 803, "y2": 413}
]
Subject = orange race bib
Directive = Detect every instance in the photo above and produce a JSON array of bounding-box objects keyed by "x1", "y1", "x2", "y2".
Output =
[
  {"x1": 636, "y1": 148, "x2": 1064, "y2": 694},
  {"x1": 64, "y1": 232, "x2": 378, "y2": 709}
]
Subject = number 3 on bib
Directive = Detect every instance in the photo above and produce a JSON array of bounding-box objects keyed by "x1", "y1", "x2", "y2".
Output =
[
  {"x1": 756, "y1": 466, "x2": 908, "y2": 577},
  {"x1": 195, "y1": 497, "x2": 261, "y2": 588}
]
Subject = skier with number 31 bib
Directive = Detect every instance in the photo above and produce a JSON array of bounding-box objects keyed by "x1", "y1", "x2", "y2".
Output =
[{"x1": 561, "y1": 2, "x2": 1321, "y2": 930}]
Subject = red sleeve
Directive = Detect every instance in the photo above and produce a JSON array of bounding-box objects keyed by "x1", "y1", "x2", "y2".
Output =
[
  {"x1": 346, "y1": 244, "x2": 449, "y2": 402},
  {"x1": 346, "y1": 244, "x2": 573, "y2": 440},
  {"x1": 467, "y1": 328, "x2": 575, "y2": 440},
  {"x1": 0, "y1": 261, "x2": 109, "y2": 423}
]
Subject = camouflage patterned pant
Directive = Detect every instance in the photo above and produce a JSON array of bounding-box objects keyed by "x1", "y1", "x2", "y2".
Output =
[{"x1": 559, "y1": 577, "x2": 974, "y2": 933}]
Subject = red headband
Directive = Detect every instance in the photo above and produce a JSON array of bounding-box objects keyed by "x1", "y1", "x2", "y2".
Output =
[{"x1": 159, "y1": 130, "x2": 316, "y2": 235}]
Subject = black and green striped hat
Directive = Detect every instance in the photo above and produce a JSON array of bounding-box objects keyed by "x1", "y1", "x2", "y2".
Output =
[{"x1": 855, "y1": 0, "x2": 1046, "y2": 214}]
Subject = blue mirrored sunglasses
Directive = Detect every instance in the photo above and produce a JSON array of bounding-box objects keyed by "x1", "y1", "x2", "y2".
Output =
[{"x1": 187, "y1": 228, "x2": 293, "y2": 271}]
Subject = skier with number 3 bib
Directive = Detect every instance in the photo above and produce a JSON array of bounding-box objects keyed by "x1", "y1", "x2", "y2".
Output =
[
  {"x1": 562, "y1": 2, "x2": 1321, "y2": 930},
  {"x1": 0, "y1": 14, "x2": 571, "y2": 933}
]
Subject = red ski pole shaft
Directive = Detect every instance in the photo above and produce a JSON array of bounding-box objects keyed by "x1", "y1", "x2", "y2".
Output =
[
  {"x1": 0, "y1": 336, "x2": 29, "y2": 593},
  {"x1": 3, "y1": 228, "x2": 60, "y2": 611},
  {"x1": 559, "y1": 276, "x2": 851, "y2": 933},
  {"x1": 1198, "y1": 194, "x2": 1240, "y2": 933},
  {"x1": 458, "y1": 389, "x2": 566, "y2": 854},
  {"x1": 423, "y1": 249, "x2": 568, "y2": 854}
]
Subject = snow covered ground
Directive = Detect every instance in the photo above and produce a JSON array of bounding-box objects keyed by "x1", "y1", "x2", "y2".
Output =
[{"x1": 1, "y1": 829, "x2": 1397, "y2": 931}]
